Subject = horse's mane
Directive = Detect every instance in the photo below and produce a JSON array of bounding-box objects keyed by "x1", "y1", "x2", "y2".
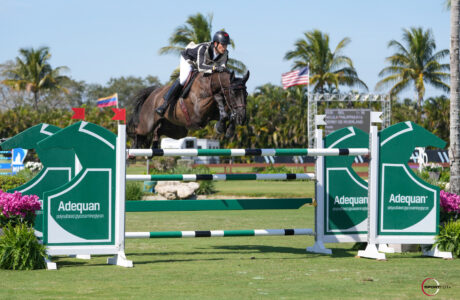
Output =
[{"x1": 127, "y1": 85, "x2": 158, "y2": 135}]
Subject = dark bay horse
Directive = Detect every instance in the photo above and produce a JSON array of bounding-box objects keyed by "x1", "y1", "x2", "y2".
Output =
[{"x1": 128, "y1": 71, "x2": 249, "y2": 149}]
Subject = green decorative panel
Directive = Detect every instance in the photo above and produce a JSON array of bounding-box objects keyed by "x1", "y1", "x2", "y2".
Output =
[
  {"x1": 324, "y1": 127, "x2": 369, "y2": 236},
  {"x1": 40, "y1": 122, "x2": 117, "y2": 247},
  {"x1": 0, "y1": 124, "x2": 75, "y2": 236},
  {"x1": 378, "y1": 121, "x2": 445, "y2": 236}
]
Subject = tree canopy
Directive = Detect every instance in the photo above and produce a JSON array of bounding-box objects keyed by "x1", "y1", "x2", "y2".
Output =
[
  {"x1": 375, "y1": 27, "x2": 450, "y2": 122},
  {"x1": 284, "y1": 29, "x2": 368, "y2": 93},
  {"x1": 1, "y1": 47, "x2": 70, "y2": 110}
]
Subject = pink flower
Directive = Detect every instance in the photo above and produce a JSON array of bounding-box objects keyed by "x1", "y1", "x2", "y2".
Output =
[
  {"x1": 440, "y1": 190, "x2": 460, "y2": 214},
  {"x1": 0, "y1": 190, "x2": 41, "y2": 219}
]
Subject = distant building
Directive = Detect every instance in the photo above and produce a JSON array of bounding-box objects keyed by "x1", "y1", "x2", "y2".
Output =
[
  {"x1": 196, "y1": 139, "x2": 220, "y2": 164},
  {"x1": 160, "y1": 137, "x2": 220, "y2": 164}
]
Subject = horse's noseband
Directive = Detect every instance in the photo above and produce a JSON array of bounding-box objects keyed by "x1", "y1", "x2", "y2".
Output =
[{"x1": 222, "y1": 84, "x2": 248, "y2": 109}]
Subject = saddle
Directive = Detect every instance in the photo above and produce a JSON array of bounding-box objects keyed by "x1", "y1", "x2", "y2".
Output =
[
  {"x1": 174, "y1": 70, "x2": 199, "y2": 128},
  {"x1": 180, "y1": 70, "x2": 199, "y2": 99}
]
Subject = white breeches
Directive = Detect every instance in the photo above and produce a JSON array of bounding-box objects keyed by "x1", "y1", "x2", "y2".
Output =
[{"x1": 179, "y1": 56, "x2": 192, "y2": 85}]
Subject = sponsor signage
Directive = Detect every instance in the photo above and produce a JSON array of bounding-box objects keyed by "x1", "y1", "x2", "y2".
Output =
[
  {"x1": 324, "y1": 126, "x2": 369, "y2": 242},
  {"x1": 325, "y1": 109, "x2": 371, "y2": 135}
]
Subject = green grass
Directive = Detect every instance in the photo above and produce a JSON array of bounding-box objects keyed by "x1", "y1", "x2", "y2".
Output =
[
  {"x1": 1, "y1": 163, "x2": 456, "y2": 298},
  {"x1": 1, "y1": 207, "x2": 459, "y2": 299},
  {"x1": 213, "y1": 180, "x2": 315, "y2": 198},
  {"x1": 126, "y1": 161, "x2": 150, "y2": 175}
]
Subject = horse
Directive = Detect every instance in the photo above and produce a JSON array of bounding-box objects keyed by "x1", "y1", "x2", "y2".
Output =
[{"x1": 127, "y1": 70, "x2": 249, "y2": 149}]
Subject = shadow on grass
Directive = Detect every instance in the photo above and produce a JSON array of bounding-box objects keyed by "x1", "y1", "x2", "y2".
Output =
[
  {"x1": 329, "y1": 248, "x2": 357, "y2": 258},
  {"x1": 51, "y1": 245, "x2": 357, "y2": 268},
  {"x1": 134, "y1": 258, "x2": 225, "y2": 265},
  {"x1": 126, "y1": 244, "x2": 345, "y2": 260},
  {"x1": 211, "y1": 245, "x2": 358, "y2": 258},
  {"x1": 211, "y1": 244, "x2": 313, "y2": 255},
  {"x1": 127, "y1": 245, "x2": 310, "y2": 257},
  {"x1": 51, "y1": 259, "x2": 109, "y2": 268}
]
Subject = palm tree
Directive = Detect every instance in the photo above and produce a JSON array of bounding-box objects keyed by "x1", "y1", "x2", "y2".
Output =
[
  {"x1": 449, "y1": 0, "x2": 460, "y2": 194},
  {"x1": 284, "y1": 29, "x2": 368, "y2": 93},
  {"x1": 423, "y1": 96, "x2": 450, "y2": 143},
  {"x1": 1, "y1": 47, "x2": 69, "y2": 110},
  {"x1": 392, "y1": 98, "x2": 418, "y2": 124},
  {"x1": 159, "y1": 12, "x2": 247, "y2": 78},
  {"x1": 375, "y1": 27, "x2": 450, "y2": 123}
]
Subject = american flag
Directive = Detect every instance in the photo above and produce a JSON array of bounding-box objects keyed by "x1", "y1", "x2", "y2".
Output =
[{"x1": 281, "y1": 66, "x2": 309, "y2": 89}]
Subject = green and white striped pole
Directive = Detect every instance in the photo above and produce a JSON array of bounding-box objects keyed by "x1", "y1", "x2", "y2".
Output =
[
  {"x1": 128, "y1": 148, "x2": 369, "y2": 157},
  {"x1": 126, "y1": 173, "x2": 315, "y2": 181},
  {"x1": 126, "y1": 228, "x2": 314, "y2": 239}
]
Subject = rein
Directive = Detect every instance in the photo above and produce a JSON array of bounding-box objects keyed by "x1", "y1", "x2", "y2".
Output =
[{"x1": 216, "y1": 73, "x2": 246, "y2": 119}]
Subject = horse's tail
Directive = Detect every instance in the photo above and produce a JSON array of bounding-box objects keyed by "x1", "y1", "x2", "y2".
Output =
[{"x1": 127, "y1": 86, "x2": 157, "y2": 136}]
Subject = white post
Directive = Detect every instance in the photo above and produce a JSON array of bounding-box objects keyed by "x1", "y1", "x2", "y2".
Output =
[
  {"x1": 107, "y1": 124, "x2": 133, "y2": 267},
  {"x1": 357, "y1": 125, "x2": 386, "y2": 260},
  {"x1": 307, "y1": 116, "x2": 332, "y2": 254}
]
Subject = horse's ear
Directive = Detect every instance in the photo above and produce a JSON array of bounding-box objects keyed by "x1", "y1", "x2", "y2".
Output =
[
  {"x1": 242, "y1": 70, "x2": 250, "y2": 84},
  {"x1": 230, "y1": 70, "x2": 235, "y2": 81}
]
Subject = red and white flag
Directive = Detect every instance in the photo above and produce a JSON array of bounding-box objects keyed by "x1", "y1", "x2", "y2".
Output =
[{"x1": 281, "y1": 66, "x2": 309, "y2": 89}]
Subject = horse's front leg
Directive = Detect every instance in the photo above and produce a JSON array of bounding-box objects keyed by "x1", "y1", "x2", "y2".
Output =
[
  {"x1": 224, "y1": 117, "x2": 236, "y2": 139},
  {"x1": 214, "y1": 95, "x2": 228, "y2": 134}
]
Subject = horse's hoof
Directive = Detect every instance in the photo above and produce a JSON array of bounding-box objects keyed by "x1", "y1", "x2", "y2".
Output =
[{"x1": 214, "y1": 121, "x2": 226, "y2": 134}]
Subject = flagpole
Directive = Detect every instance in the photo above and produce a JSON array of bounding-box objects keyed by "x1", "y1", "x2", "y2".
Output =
[
  {"x1": 116, "y1": 93, "x2": 120, "y2": 126},
  {"x1": 307, "y1": 63, "x2": 310, "y2": 101},
  {"x1": 306, "y1": 63, "x2": 311, "y2": 147}
]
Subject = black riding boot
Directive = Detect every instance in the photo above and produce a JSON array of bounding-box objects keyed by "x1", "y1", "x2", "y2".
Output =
[
  {"x1": 214, "y1": 97, "x2": 228, "y2": 134},
  {"x1": 156, "y1": 80, "x2": 183, "y2": 117}
]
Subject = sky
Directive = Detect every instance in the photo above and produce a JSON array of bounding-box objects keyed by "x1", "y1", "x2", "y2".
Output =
[{"x1": 0, "y1": 0, "x2": 451, "y2": 99}]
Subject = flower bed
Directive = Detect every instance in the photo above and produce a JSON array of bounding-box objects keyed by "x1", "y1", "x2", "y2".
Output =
[
  {"x1": 0, "y1": 190, "x2": 45, "y2": 270},
  {"x1": 0, "y1": 190, "x2": 41, "y2": 227},
  {"x1": 440, "y1": 190, "x2": 460, "y2": 222}
]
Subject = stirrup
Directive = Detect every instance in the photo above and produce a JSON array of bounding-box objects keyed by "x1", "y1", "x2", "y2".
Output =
[{"x1": 156, "y1": 106, "x2": 166, "y2": 116}]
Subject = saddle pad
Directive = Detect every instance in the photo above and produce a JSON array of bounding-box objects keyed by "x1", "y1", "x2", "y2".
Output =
[{"x1": 180, "y1": 71, "x2": 199, "y2": 99}]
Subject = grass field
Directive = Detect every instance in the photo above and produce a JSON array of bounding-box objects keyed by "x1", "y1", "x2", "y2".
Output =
[
  {"x1": 1, "y1": 162, "x2": 458, "y2": 299},
  {"x1": 1, "y1": 206, "x2": 459, "y2": 299},
  {"x1": 212, "y1": 180, "x2": 315, "y2": 198}
]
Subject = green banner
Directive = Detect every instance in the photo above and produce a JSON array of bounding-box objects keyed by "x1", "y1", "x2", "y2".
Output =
[
  {"x1": 324, "y1": 127, "x2": 368, "y2": 237},
  {"x1": 377, "y1": 121, "x2": 445, "y2": 236},
  {"x1": 40, "y1": 122, "x2": 116, "y2": 246},
  {"x1": 0, "y1": 124, "x2": 76, "y2": 236}
]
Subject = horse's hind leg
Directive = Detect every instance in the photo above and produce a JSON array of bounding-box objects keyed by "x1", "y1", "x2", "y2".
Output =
[
  {"x1": 152, "y1": 122, "x2": 162, "y2": 150},
  {"x1": 134, "y1": 134, "x2": 147, "y2": 149}
]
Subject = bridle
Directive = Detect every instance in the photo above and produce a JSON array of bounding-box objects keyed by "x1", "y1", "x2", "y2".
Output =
[{"x1": 216, "y1": 73, "x2": 247, "y2": 120}]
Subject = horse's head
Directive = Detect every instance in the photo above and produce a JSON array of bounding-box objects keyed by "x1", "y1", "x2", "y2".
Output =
[{"x1": 225, "y1": 70, "x2": 250, "y2": 125}]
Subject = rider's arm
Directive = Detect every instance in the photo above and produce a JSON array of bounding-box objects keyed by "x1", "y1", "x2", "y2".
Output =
[
  {"x1": 196, "y1": 44, "x2": 214, "y2": 73},
  {"x1": 216, "y1": 51, "x2": 228, "y2": 68}
]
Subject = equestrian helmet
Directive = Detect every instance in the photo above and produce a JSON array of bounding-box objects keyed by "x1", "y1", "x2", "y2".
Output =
[{"x1": 213, "y1": 31, "x2": 230, "y2": 45}]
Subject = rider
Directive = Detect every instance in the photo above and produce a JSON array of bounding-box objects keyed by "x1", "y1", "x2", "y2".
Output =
[{"x1": 155, "y1": 31, "x2": 230, "y2": 117}]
